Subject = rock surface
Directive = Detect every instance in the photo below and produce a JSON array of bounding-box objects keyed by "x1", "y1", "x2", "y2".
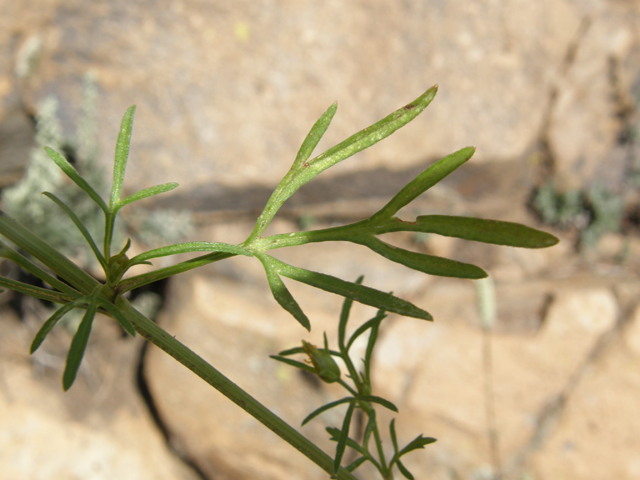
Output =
[
  {"x1": 0, "y1": 307, "x2": 197, "y2": 480},
  {"x1": 2, "y1": 0, "x2": 639, "y2": 193}
]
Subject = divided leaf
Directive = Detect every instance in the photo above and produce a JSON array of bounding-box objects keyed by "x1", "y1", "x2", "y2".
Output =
[{"x1": 248, "y1": 87, "x2": 438, "y2": 241}]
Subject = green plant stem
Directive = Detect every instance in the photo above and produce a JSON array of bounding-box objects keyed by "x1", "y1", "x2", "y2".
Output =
[
  {"x1": 369, "y1": 410, "x2": 390, "y2": 478},
  {"x1": 104, "y1": 212, "x2": 117, "y2": 259},
  {"x1": 116, "y1": 251, "x2": 235, "y2": 294},
  {"x1": 114, "y1": 297, "x2": 360, "y2": 480}
]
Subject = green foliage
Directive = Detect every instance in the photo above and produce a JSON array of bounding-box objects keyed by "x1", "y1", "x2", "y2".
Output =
[
  {"x1": 272, "y1": 287, "x2": 437, "y2": 479},
  {"x1": 0, "y1": 87, "x2": 558, "y2": 479},
  {"x1": 1, "y1": 76, "x2": 193, "y2": 267}
]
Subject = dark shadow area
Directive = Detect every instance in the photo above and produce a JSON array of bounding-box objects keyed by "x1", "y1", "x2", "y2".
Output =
[{"x1": 153, "y1": 157, "x2": 532, "y2": 217}]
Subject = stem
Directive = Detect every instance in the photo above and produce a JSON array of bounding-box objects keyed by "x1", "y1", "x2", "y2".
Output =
[
  {"x1": 104, "y1": 211, "x2": 116, "y2": 259},
  {"x1": 251, "y1": 220, "x2": 372, "y2": 251},
  {"x1": 115, "y1": 298, "x2": 360, "y2": 480},
  {"x1": 370, "y1": 410, "x2": 390, "y2": 476},
  {"x1": 117, "y1": 252, "x2": 234, "y2": 294},
  {"x1": 337, "y1": 379, "x2": 359, "y2": 398}
]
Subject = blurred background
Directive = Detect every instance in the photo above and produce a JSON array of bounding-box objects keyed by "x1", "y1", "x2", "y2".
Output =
[{"x1": 1, "y1": 1, "x2": 640, "y2": 479}]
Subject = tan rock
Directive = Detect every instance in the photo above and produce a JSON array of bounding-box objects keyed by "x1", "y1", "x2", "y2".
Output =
[
  {"x1": 2, "y1": 0, "x2": 637, "y2": 196},
  {"x1": 0, "y1": 310, "x2": 195, "y2": 480},
  {"x1": 541, "y1": 288, "x2": 618, "y2": 338},
  {"x1": 528, "y1": 341, "x2": 640, "y2": 480},
  {"x1": 547, "y1": 2, "x2": 640, "y2": 189},
  {"x1": 624, "y1": 303, "x2": 640, "y2": 356}
]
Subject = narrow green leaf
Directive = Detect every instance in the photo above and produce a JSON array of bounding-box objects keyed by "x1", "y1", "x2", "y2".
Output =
[
  {"x1": 127, "y1": 241, "x2": 254, "y2": 267},
  {"x1": 334, "y1": 400, "x2": 357, "y2": 475},
  {"x1": 43, "y1": 147, "x2": 109, "y2": 214},
  {"x1": 63, "y1": 295, "x2": 98, "y2": 390},
  {"x1": 311, "y1": 87, "x2": 438, "y2": 175},
  {"x1": 43, "y1": 192, "x2": 107, "y2": 269},
  {"x1": 269, "y1": 355, "x2": 316, "y2": 374},
  {"x1": 98, "y1": 299, "x2": 136, "y2": 337},
  {"x1": 293, "y1": 102, "x2": 338, "y2": 168},
  {"x1": 345, "y1": 311, "x2": 387, "y2": 352},
  {"x1": 370, "y1": 146, "x2": 475, "y2": 221},
  {"x1": 275, "y1": 346, "x2": 306, "y2": 356},
  {"x1": 268, "y1": 256, "x2": 433, "y2": 321},
  {"x1": 302, "y1": 397, "x2": 355, "y2": 426},
  {"x1": 277, "y1": 345, "x2": 342, "y2": 358},
  {"x1": 110, "y1": 105, "x2": 136, "y2": 209},
  {"x1": 0, "y1": 241, "x2": 80, "y2": 297},
  {"x1": 362, "y1": 411, "x2": 376, "y2": 451},
  {"x1": 30, "y1": 298, "x2": 88, "y2": 353},
  {"x1": 362, "y1": 315, "x2": 382, "y2": 383},
  {"x1": 398, "y1": 434, "x2": 437, "y2": 456},
  {"x1": 390, "y1": 419, "x2": 400, "y2": 454},
  {"x1": 338, "y1": 276, "x2": 363, "y2": 351},
  {"x1": 115, "y1": 182, "x2": 180, "y2": 212},
  {"x1": 345, "y1": 457, "x2": 367, "y2": 473},
  {"x1": 362, "y1": 236, "x2": 487, "y2": 280},
  {"x1": 409, "y1": 215, "x2": 560, "y2": 248},
  {"x1": 0, "y1": 276, "x2": 78, "y2": 304},
  {"x1": 0, "y1": 212, "x2": 100, "y2": 295},
  {"x1": 326, "y1": 427, "x2": 367, "y2": 456},
  {"x1": 396, "y1": 460, "x2": 415, "y2": 480},
  {"x1": 256, "y1": 253, "x2": 310, "y2": 330},
  {"x1": 117, "y1": 251, "x2": 236, "y2": 294},
  {"x1": 358, "y1": 395, "x2": 398, "y2": 413}
]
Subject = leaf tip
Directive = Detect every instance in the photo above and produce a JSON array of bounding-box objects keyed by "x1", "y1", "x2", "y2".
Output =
[{"x1": 62, "y1": 373, "x2": 75, "y2": 391}]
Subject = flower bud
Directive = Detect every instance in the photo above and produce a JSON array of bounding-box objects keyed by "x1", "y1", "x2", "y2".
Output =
[{"x1": 302, "y1": 340, "x2": 341, "y2": 383}]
